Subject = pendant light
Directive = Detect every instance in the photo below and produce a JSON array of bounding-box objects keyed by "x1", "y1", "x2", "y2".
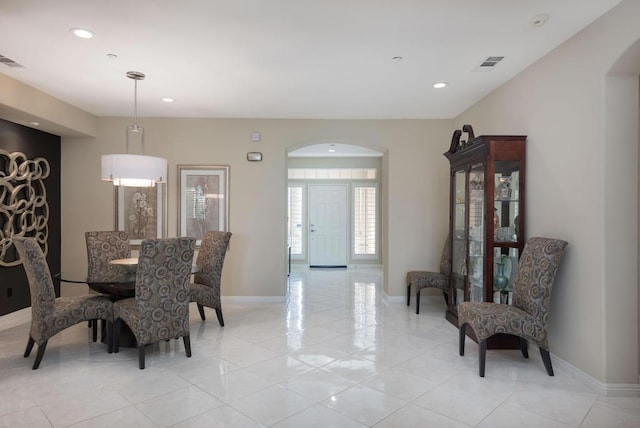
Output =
[{"x1": 101, "y1": 71, "x2": 167, "y2": 187}]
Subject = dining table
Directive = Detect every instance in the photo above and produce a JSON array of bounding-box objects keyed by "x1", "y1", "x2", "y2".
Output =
[
  {"x1": 55, "y1": 258, "x2": 200, "y2": 347},
  {"x1": 56, "y1": 258, "x2": 200, "y2": 298}
]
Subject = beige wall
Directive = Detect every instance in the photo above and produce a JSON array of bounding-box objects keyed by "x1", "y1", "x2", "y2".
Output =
[
  {"x1": 455, "y1": 0, "x2": 640, "y2": 385},
  {"x1": 61, "y1": 118, "x2": 451, "y2": 299}
]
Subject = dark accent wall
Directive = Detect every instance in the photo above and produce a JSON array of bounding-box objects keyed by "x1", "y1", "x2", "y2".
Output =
[{"x1": 0, "y1": 118, "x2": 61, "y2": 316}]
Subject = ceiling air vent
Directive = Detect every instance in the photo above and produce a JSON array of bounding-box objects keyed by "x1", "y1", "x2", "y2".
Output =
[
  {"x1": 475, "y1": 56, "x2": 504, "y2": 71},
  {"x1": 0, "y1": 54, "x2": 23, "y2": 68}
]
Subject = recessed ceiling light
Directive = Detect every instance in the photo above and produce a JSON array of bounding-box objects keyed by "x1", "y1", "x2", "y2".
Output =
[
  {"x1": 106, "y1": 53, "x2": 118, "y2": 60},
  {"x1": 28, "y1": 121, "x2": 39, "y2": 126},
  {"x1": 328, "y1": 149, "x2": 336, "y2": 153},
  {"x1": 433, "y1": 82, "x2": 448, "y2": 89},
  {"x1": 161, "y1": 97, "x2": 174, "y2": 103},
  {"x1": 530, "y1": 14, "x2": 550, "y2": 27},
  {"x1": 391, "y1": 56, "x2": 403, "y2": 63},
  {"x1": 70, "y1": 28, "x2": 95, "y2": 39}
]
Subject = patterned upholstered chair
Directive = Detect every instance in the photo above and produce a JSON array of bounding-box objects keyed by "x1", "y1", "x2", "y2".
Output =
[
  {"x1": 113, "y1": 237, "x2": 196, "y2": 369},
  {"x1": 406, "y1": 233, "x2": 450, "y2": 314},
  {"x1": 458, "y1": 237, "x2": 568, "y2": 377},
  {"x1": 85, "y1": 231, "x2": 131, "y2": 341},
  {"x1": 14, "y1": 237, "x2": 114, "y2": 370},
  {"x1": 189, "y1": 231, "x2": 232, "y2": 326}
]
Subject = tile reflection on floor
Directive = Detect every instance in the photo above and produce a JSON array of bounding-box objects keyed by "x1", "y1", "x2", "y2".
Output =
[{"x1": 0, "y1": 267, "x2": 638, "y2": 427}]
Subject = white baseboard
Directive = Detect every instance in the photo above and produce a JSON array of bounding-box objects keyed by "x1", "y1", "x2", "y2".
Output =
[
  {"x1": 551, "y1": 353, "x2": 640, "y2": 397},
  {"x1": 0, "y1": 307, "x2": 31, "y2": 331},
  {"x1": 383, "y1": 291, "x2": 404, "y2": 304},
  {"x1": 221, "y1": 296, "x2": 285, "y2": 304}
]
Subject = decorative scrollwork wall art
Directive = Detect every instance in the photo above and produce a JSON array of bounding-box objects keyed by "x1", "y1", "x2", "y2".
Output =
[{"x1": 0, "y1": 149, "x2": 50, "y2": 267}]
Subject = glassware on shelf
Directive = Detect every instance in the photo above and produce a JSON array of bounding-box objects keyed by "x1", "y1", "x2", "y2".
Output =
[
  {"x1": 495, "y1": 176, "x2": 512, "y2": 200},
  {"x1": 494, "y1": 256, "x2": 510, "y2": 291}
]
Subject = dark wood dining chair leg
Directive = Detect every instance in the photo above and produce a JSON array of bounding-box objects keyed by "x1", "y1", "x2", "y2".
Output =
[
  {"x1": 459, "y1": 324, "x2": 466, "y2": 356},
  {"x1": 32, "y1": 341, "x2": 48, "y2": 370},
  {"x1": 92, "y1": 320, "x2": 98, "y2": 342},
  {"x1": 519, "y1": 337, "x2": 529, "y2": 358},
  {"x1": 197, "y1": 303, "x2": 206, "y2": 321},
  {"x1": 106, "y1": 321, "x2": 113, "y2": 354},
  {"x1": 113, "y1": 319, "x2": 121, "y2": 353},
  {"x1": 183, "y1": 335, "x2": 192, "y2": 358},
  {"x1": 479, "y1": 340, "x2": 487, "y2": 377},
  {"x1": 415, "y1": 290, "x2": 421, "y2": 314},
  {"x1": 540, "y1": 347, "x2": 554, "y2": 376},
  {"x1": 215, "y1": 308, "x2": 224, "y2": 327},
  {"x1": 406, "y1": 284, "x2": 411, "y2": 306},
  {"x1": 24, "y1": 336, "x2": 35, "y2": 357},
  {"x1": 138, "y1": 345, "x2": 145, "y2": 369}
]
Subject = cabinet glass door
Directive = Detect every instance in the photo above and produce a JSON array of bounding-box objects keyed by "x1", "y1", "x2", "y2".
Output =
[
  {"x1": 493, "y1": 160, "x2": 521, "y2": 304},
  {"x1": 468, "y1": 164, "x2": 485, "y2": 303},
  {"x1": 451, "y1": 170, "x2": 466, "y2": 307},
  {"x1": 493, "y1": 161, "x2": 521, "y2": 243}
]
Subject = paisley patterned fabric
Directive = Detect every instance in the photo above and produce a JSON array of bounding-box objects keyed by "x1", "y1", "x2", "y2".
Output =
[
  {"x1": 406, "y1": 233, "x2": 451, "y2": 292},
  {"x1": 14, "y1": 237, "x2": 114, "y2": 355},
  {"x1": 113, "y1": 237, "x2": 195, "y2": 346},
  {"x1": 406, "y1": 234, "x2": 452, "y2": 314},
  {"x1": 189, "y1": 231, "x2": 232, "y2": 315},
  {"x1": 458, "y1": 237, "x2": 568, "y2": 349},
  {"x1": 85, "y1": 231, "x2": 131, "y2": 282}
]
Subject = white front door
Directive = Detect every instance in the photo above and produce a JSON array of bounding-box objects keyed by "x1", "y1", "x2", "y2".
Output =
[{"x1": 308, "y1": 184, "x2": 348, "y2": 267}]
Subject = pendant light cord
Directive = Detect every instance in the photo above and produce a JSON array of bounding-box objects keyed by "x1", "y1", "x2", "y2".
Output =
[{"x1": 125, "y1": 71, "x2": 146, "y2": 154}]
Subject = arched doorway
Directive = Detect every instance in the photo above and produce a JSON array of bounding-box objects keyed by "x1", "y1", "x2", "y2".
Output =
[{"x1": 285, "y1": 141, "x2": 387, "y2": 274}]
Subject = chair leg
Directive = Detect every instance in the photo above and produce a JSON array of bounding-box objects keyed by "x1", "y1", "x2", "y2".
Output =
[
  {"x1": 540, "y1": 347, "x2": 554, "y2": 376},
  {"x1": 113, "y1": 318, "x2": 121, "y2": 353},
  {"x1": 32, "y1": 341, "x2": 48, "y2": 370},
  {"x1": 479, "y1": 340, "x2": 487, "y2": 377},
  {"x1": 459, "y1": 324, "x2": 466, "y2": 356},
  {"x1": 519, "y1": 337, "x2": 529, "y2": 359},
  {"x1": 183, "y1": 335, "x2": 192, "y2": 358},
  {"x1": 92, "y1": 319, "x2": 98, "y2": 342},
  {"x1": 197, "y1": 303, "x2": 206, "y2": 321},
  {"x1": 215, "y1": 308, "x2": 224, "y2": 327},
  {"x1": 407, "y1": 284, "x2": 411, "y2": 306},
  {"x1": 416, "y1": 289, "x2": 421, "y2": 314},
  {"x1": 442, "y1": 291, "x2": 449, "y2": 306},
  {"x1": 106, "y1": 321, "x2": 113, "y2": 354},
  {"x1": 138, "y1": 345, "x2": 145, "y2": 369},
  {"x1": 24, "y1": 336, "x2": 35, "y2": 357}
]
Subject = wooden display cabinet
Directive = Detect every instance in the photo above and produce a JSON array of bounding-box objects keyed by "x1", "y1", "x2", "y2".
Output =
[{"x1": 444, "y1": 125, "x2": 526, "y2": 349}]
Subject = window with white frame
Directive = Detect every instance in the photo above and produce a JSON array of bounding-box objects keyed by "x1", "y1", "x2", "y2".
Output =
[
  {"x1": 287, "y1": 185, "x2": 304, "y2": 256},
  {"x1": 353, "y1": 185, "x2": 377, "y2": 257}
]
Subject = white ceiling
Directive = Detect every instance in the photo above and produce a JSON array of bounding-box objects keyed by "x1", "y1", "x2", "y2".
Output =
[{"x1": 0, "y1": 0, "x2": 622, "y2": 120}]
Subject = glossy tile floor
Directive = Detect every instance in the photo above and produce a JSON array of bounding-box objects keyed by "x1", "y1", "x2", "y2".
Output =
[{"x1": 1, "y1": 267, "x2": 638, "y2": 427}]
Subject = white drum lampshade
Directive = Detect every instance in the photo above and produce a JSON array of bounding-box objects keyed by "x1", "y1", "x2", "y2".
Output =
[{"x1": 101, "y1": 153, "x2": 167, "y2": 187}]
